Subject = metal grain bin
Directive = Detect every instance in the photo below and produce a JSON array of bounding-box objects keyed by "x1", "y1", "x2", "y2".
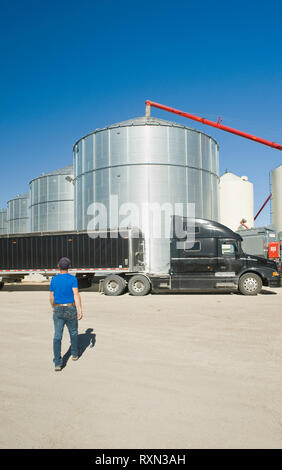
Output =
[
  {"x1": 271, "y1": 164, "x2": 282, "y2": 234},
  {"x1": 73, "y1": 116, "x2": 220, "y2": 272},
  {"x1": 7, "y1": 193, "x2": 31, "y2": 234},
  {"x1": 30, "y1": 165, "x2": 74, "y2": 232},
  {"x1": 0, "y1": 209, "x2": 8, "y2": 234}
]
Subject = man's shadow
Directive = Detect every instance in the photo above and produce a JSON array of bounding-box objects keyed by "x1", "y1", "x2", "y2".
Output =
[{"x1": 62, "y1": 328, "x2": 96, "y2": 367}]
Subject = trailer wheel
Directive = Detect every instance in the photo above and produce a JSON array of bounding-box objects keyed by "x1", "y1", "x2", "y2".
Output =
[
  {"x1": 238, "y1": 273, "x2": 262, "y2": 296},
  {"x1": 128, "y1": 275, "x2": 151, "y2": 296},
  {"x1": 103, "y1": 275, "x2": 127, "y2": 296},
  {"x1": 0, "y1": 281, "x2": 4, "y2": 291}
]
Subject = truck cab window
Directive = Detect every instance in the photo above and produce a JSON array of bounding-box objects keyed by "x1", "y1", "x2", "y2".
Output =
[
  {"x1": 220, "y1": 241, "x2": 238, "y2": 256},
  {"x1": 184, "y1": 241, "x2": 201, "y2": 252}
]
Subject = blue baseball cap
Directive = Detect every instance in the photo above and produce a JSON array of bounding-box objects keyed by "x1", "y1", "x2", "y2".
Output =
[{"x1": 58, "y1": 257, "x2": 71, "y2": 269}]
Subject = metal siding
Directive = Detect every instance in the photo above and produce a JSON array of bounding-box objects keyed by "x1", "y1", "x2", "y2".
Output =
[
  {"x1": 73, "y1": 117, "x2": 219, "y2": 273},
  {"x1": 0, "y1": 209, "x2": 8, "y2": 234},
  {"x1": 0, "y1": 231, "x2": 130, "y2": 270},
  {"x1": 7, "y1": 193, "x2": 30, "y2": 234},
  {"x1": 271, "y1": 165, "x2": 282, "y2": 233},
  {"x1": 30, "y1": 166, "x2": 74, "y2": 232}
]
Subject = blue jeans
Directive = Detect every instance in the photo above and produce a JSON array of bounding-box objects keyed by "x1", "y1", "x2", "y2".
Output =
[{"x1": 53, "y1": 306, "x2": 78, "y2": 367}]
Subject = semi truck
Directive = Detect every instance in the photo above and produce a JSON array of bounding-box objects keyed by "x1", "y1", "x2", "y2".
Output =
[{"x1": 0, "y1": 218, "x2": 280, "y2": 296}]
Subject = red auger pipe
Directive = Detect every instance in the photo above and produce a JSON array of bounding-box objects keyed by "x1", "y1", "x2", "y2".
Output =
[
  {"x1": 254, "y1": 194, "x2": 272, "y2": 220},
  {"x1": 145, "y1": 100, "x2": 282, "y2": 151}
]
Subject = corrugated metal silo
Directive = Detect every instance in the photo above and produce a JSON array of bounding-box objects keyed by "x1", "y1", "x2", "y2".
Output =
[
  {"x1": 73, "y1": 116, "x2": 220, "y2": 273},
  {"x1": 219, "y1": 172, "x2": 254, "y2": 231},
  {"x1": 7, "y1": 193, "x2": 31, "y2": 234},
  {"x1": 0, "y1": 209, "x2": 8, "y2": 234},
  {"x1": 271, "y1": 164, "x2": 282, "y2": 234},
  {"x1": 30, "y1": 165, "x2": 74, "y2": 232}
]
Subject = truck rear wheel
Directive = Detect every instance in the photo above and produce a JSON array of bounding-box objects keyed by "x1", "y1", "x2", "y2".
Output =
[
  {"x1": 103, "y1": 275, "x2": 127, "y2": 296},
  {"x1": 238, "y1": 273, "x2": 262, "y2": 296},
  {"x1": 128, "y1": 275, "x2": 151, "y2": 296}
]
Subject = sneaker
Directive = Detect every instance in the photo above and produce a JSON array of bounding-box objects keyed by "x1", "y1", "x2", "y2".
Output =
[
  {"x1": 72, "y1": 356, "x2": 79, "y2": 361},
  {"x1": 54, "y1": 365, "x2": 62, "y2": 371}
]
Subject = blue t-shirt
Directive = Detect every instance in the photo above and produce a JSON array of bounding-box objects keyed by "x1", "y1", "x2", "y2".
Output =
[{"x1": 50, "y1": 273, "x2": 78, "y2": 304}]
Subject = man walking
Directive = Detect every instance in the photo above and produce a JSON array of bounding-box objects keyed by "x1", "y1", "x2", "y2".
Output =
[{"x1": 50, "y1": 257, "x2": 83, "y2": 371}]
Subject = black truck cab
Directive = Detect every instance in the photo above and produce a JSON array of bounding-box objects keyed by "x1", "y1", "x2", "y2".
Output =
[{"x1": 151, "y1": 217, "x2": 281, "y2": 295}]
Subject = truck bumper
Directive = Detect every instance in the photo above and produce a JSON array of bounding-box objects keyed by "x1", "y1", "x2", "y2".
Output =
[{"x1": 267, "y1": 277, "x2": 282, "y2": 288}]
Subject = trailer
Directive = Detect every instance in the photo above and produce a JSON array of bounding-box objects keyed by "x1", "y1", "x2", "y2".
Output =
[
  {"x1": 237, "y1": 227, "x2": 282, "y2": 269},
  {"x1": 0, "y1": 218, "x2": 280, "y2": 296},
  {"x1": 0, "y1": 228, "x2": 145, "y2": 293}
]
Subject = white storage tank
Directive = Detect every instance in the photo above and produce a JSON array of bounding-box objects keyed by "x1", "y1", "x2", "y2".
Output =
[
  {"x1": 219, "y1": 172, "x2": 254, "y2": 231},
  {"x1": 0, "y1": 209, "x2": 8, "y2": 234},
  {"x1": 30, "y1": 165, "x2": 74, "y2": 232},
  {"x1": 271, "y1": 164, "x2": 282, "y2": 234},
  {"x1": 7, "y1": 193, "x2": 31, "y2": 234}
]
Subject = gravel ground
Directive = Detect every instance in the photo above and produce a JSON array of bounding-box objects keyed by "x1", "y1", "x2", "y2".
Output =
[{"x1": 0, "y1": 283, "x2": 281, "y2": 449}]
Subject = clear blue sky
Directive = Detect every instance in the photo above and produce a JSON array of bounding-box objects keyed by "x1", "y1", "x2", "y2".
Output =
[{"x1": 1, "y1": 0, "x2": 281, "y2": 226}]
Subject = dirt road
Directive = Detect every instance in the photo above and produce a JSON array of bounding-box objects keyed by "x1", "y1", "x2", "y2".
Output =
[{"x1": 0, "y1": 285, "x2": 281, "y2": 448}]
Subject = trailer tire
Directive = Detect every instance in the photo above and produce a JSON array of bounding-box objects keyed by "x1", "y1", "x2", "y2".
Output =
[
  {"x1": 128, "y1": 275, "x2": 151, "y2": 296},
  {"x1": 103, "y1": 275, "x2": 127, "y2": 296},
  {"x1": 0, "y1": 281, "x2": 4, "y2": 291},
  {"x1": 238, "y1": 273, "x2": 262, "y2": 296}
]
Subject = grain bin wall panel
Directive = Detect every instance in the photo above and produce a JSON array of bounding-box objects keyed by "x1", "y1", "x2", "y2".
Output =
[
  {"x1": 30, "y1": 165, "x2": 74, "y2": 232},
  {"x1": 7, "y1": 193, "x2": 30, "y2": 234},
  {"x1": 271, "y1": 165, "x2": 282, "y2": 233},
  {"x1": 73, "y1": 117, "x2": 220, "y2": 273},
  {"x1": 0, "y1": 209, "x2": 8, "y2": 235}
]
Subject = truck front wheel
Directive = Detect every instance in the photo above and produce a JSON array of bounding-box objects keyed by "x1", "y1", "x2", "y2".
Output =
[
  {"x1": 238, "y1": 273, "x2": 262, "y2": 296},
  {"x1": 103, "y1": 275, "x2": 127, "y2": 296},
  {"x1": 128, "y1": 275, "x2": 151, "y2": 296}
]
